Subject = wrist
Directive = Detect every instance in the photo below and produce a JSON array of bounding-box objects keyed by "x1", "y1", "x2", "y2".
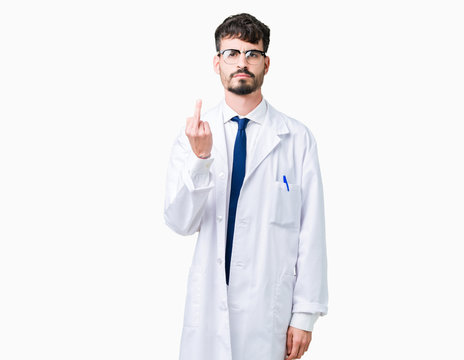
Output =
[{"x1": 197, "y1": 153, "x2": 211, "y2": 159}]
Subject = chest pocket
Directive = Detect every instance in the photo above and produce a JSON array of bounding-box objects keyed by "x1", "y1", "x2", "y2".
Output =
[{"x1": 269, "y1": 181, "x2": 302, "y2": 229}]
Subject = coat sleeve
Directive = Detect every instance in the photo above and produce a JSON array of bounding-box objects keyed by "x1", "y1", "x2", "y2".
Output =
[
  {"x1": 292, "y1": 129, "x2": 329, "y2": 316},
  {"x1": 163, "y1": 128, "x2": 215, "y2": 236}
]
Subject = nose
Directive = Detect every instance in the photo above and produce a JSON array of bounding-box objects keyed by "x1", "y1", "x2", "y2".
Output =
[{"x1": 237, "y1": 52, "x2": 247, "y2": 68}]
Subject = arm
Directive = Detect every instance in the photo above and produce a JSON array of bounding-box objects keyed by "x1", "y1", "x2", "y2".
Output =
[
  {"x1": 286, "y1": 130, "x2": 328, "y2": 360},
  {"x1": 163, "y1": 100, "x2": 214, "y2": 235},
  {"x1": 292, "y1": 130, "x2": 328, "y2": 317}
]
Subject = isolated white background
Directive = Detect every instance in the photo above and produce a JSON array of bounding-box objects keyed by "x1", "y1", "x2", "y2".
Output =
[{"x1": 1, "y1": 0, "x2": 463, "y2": 359}]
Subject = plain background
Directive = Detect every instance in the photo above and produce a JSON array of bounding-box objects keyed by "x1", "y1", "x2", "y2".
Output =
[{"x1": 1, "y1": 0, "x2": 463, "y2": 359}]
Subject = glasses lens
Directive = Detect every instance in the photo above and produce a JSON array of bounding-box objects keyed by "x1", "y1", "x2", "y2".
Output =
[
  {"x1": 222, "y1": 49, "x2": 239, "y2": 65},
  {"x1": 245, "y1": 50, "x2": 263, "y2": 64}
]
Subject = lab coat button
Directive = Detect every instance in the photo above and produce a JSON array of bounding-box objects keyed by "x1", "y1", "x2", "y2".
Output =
[
  {"x1": 220, "y1": 301, "x2": 228, "y2": 311},
  {"x1": 219, "y1": 172, "x2": 225, "y2": 179},
  {"x1": 217, "y1": 258, "x2": 223, "y2": 265},
  {"x1": 217, "y1": 215, "x2": 223, "y2": 222}
]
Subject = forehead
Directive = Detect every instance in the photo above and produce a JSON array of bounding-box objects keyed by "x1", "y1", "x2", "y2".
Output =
[{"x1": 219, "y1": 36, "x2": 264, "y2": 51}]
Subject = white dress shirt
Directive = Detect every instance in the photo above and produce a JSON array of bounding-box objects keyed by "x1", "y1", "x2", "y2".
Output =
[{"x1": 185, "y1": 98, "x2": 320, "y2": 332}]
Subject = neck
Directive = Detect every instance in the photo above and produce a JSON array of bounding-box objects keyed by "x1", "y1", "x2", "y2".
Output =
[{"x1": 224, "y1": 89, "x2": 263, "y2": 116}]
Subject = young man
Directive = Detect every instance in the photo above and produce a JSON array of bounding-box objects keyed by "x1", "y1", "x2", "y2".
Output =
[{"x1": 164, "y1": 13, "x2": 328, "y2": 360}]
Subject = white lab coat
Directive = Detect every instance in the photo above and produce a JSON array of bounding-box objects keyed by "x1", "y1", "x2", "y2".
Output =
[{"x1": 164, "y1": 100, "x2": 328, "y2": 360}]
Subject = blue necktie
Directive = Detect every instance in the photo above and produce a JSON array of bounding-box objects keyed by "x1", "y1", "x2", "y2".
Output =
[{"x1": 225, "y1": 116, "x2": 250, "y2": 286}]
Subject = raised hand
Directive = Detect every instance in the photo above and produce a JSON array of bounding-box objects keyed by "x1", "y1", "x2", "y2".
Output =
[{"x1": 185, "y1": 99, "x2": 213, "y2": 159}]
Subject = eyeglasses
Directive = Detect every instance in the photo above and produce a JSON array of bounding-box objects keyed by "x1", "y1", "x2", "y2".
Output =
[{"x1": 217, "y1": 49, "x2": 266, "y2": 65}]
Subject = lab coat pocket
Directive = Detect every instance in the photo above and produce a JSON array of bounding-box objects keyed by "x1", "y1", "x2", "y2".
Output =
[
  {"x1": 269, "y1": 181, "x2": 302, "y2": 229},
  {"x1": 273, "y1": 273, "x2": 296, "y2": 334},
  {"x1": 183, "y1": 265, "x2": 203, "y2": 327}
]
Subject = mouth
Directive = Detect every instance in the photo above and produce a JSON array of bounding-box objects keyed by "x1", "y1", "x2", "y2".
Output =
[{"x1": 231, "y1": 69, "x2": 255, "y2": 79}]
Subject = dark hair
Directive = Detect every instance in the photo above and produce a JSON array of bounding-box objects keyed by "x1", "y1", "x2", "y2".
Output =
[{"x1": 214, "y1": 13, "x2": 270, "y2": 53}]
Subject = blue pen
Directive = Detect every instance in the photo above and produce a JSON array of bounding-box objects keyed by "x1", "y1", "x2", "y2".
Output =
[{"x1": 283, "y1": 175, "x2": 289, "y2": 191}]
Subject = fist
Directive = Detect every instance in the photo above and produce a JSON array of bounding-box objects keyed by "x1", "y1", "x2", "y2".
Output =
[
  {"x1": 285, "y1": 326, "x2": 312, "y2": 360},
  {"x1": 185, "y1": 99, "x2": 213, "y2": 159}
]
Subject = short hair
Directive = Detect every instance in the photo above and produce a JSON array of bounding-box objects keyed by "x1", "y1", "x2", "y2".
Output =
[{"x1": 214, "y1": 13, "x2": 270, "y2": 53}]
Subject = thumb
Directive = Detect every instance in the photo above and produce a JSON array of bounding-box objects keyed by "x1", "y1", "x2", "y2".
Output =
[{"x1": 286, "y1": 331, "x2": 293, "y2": 355}]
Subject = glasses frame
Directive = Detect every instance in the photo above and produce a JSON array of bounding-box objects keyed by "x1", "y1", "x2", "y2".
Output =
[{"x1": 217, "y1": 49, "x2": 267, "y2": 65}]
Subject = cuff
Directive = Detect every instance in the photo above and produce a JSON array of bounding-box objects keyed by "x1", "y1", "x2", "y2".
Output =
[
  {"x1": 185, "y1": 152, "x2": 214, "y2": 189},
  {"x1": 289, "y1": 312, "x2": 320, "y2": 332}
]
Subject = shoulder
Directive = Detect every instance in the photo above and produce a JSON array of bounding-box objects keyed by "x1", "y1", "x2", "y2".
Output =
[{"x1": 267, "y1": 101, "x2": 317, "y2": 149}]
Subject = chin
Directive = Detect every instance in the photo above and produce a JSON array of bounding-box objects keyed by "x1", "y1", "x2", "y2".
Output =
[{"x1": 228, "y1": 86, "x2": 256, "y2": 96}]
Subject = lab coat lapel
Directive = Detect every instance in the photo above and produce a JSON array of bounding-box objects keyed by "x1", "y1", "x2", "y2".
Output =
[{"x1": 244, "y1": 104, "x2": 289, "y2": 184}]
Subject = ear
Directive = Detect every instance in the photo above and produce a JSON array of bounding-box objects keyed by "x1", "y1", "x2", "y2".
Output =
[
  {"x1": 264, "y1": 55, "x2": 270, "y2": 75},
  {"x1": 213, "y1": 55, "x2": 220, "y2": 74}
]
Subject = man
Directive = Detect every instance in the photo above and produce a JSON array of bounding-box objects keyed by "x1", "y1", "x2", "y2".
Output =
[{"x1": 164, "y1": 13, "x2": 328, "y2": 360}]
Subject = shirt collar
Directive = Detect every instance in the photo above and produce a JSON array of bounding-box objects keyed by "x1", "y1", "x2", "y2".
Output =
[{"x1": 222, "y1": 97, "x2": 267, "y2": 125}]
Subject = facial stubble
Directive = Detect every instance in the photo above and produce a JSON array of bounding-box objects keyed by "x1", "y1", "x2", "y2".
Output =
[{"x1": 222, "y1": 68, "x2": 265, "y2": 96}]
